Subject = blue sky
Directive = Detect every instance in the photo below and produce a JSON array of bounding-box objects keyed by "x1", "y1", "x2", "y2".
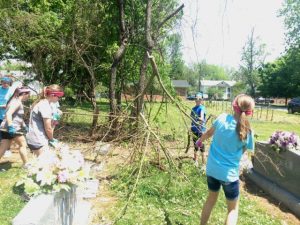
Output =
[{"x1": 178, "y1": 0, "x2": 286, "y2": 69}]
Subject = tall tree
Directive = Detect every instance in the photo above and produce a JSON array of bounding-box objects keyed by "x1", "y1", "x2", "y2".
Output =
[{"x1": 239, "y1": 28, "x2": 267, "y2": 97}]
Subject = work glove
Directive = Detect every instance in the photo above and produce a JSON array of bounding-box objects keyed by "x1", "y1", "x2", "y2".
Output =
[
  {"x1": 195, "y1": 139, "x2": 203, "y2": 148},
  {"x1": 53, "y1": 113, "x2": 61, "y2": 121},
  {"x1": 23, "y1": 125, "x2": 29, "y2": 133},
  {"x1": 49, "y1": 138, "x2": 59, "y2": 148},
  {"x1": 7, "y1": 125, "x2": 16, "y2": 136}
]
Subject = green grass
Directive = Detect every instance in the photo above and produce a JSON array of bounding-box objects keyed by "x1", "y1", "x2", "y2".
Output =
[
  {"x1": 144, "y1": 100, "x2": 300, "y2": 142},
  {"x1": 0, "y1": 163, "x2": 26, "y2": 225},
  {"x1": 1, "y1": 99, "x2": 298, "y2": 224},
  {"x1": 108, "y1": 162, "x2": 282, "y2": 225}
]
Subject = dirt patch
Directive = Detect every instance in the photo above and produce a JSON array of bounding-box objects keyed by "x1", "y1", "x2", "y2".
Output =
[
  {"x1": 3, "y1": 143, "x2": 300, "y2": 225},
  {"x1": 240, "y1": 176, "x2": 300, "y2": 225}
]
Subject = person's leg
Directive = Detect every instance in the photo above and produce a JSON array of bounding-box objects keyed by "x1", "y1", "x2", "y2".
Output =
[
  {"x1": 222, "y1": 180, "x2": 240, "y2": 225},
  {"x1": 193, "y1": 132, "x2": 199, "y2": 163},
  {"x1": 13, "y1": 135, "x2": 28, "y2": 165},
  {"x1": 200, "y1": 176, "x2": 221, "y2": 225},
  {"x1": 225, "y1": 198, "x2": 239, "y2": 225},
  {"x1": 0, "y1": 139, "x2": 12, "y2": 159},
  {"x1": 200, "y1": 143, "x2": 206, "y2": 165},
  {"x1": 200, "y1": 190, "x2": 219, "y2": 225}
]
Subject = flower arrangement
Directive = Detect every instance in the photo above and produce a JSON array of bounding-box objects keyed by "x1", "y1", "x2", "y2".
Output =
[
  {"x1": 269, "y1": 131, "x2": 300, "y2": 153},
  {"x1": 16, "y1": 145, "x2": 90, "y2": 196}
]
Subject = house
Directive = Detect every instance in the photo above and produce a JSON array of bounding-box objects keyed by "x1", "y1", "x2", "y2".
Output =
[
  {"x1": 171, "y1": 80, "x2": 191, "y2": 96},
  {"x1": 200, "y1": 80, "x2": 236, "y2": 100}
]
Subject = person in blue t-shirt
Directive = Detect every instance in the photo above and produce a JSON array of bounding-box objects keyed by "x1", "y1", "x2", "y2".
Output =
[
  {"x1": 0, "y1": 76, "x2": 13, "y2": 124},
  {"x1": 196, "y1": 94, "x2": 255, "y2": 225},
  {"x1": 190, "y1": 96, "x2": 206, "y2": 167}
]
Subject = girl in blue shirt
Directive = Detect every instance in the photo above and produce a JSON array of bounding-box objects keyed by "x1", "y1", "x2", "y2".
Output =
[{"x1": 196, "y1": 94, "x2": 255, "y2": 225}]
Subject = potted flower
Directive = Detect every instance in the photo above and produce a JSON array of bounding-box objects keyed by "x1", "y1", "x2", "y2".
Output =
[
  {"x1": 252, "y1": 131, "x2": 300, "y2": 198},
  {"x1": 14, "y1": 145, "x2": 90, "y2": 225}
]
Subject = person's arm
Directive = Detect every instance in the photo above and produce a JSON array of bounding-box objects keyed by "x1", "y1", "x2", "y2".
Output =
[
  {"x1": 43, "y1": 118, "x2": 54, "y2": 140},
  {"x1": 5, "y1": 101, "x2": 20, "y2": 126},
  {"x1": 197, "y1": 126, "x2": 215, "y2": 143}
]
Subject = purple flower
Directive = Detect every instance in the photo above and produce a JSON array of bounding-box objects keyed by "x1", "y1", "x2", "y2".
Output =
[{"x1": 57, "y1": 170, "x2": 69, "y2": 183}]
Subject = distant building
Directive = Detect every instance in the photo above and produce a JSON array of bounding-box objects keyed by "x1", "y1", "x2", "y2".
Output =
[
  {"x1": 171, "y1": 80, "x2": 191, "y2": 96},
  {"x1": 200, "y1": 80, "x2": 236, "y2": 100}
]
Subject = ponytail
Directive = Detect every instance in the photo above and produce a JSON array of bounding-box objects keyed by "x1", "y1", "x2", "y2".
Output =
[
  {"x1": 232, "y1": 94, "x2": 255, "y2": 141},
  {"x1": 236, "y1": 112, "x2": 250, "y2": 141},
  {"x1": 31, "y1": 87, "x2": 47, "y2": 108}
]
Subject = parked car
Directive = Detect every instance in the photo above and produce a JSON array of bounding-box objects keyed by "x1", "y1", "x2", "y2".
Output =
[
  {"x1": 255, "y1": 97, "x2": 274, "y2": 104},
  {"x1": 287, "y1": 97, "x2": 300, "y2": 114},
  {"x1": 186, "y1": 93, "x2": 208, "y2": 100},
  {"x1": 187, "y1": 94, "x2": 197, "y2": 100}
]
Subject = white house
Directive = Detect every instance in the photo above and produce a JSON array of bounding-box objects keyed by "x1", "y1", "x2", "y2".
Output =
[{"x1": 200, "y1": 80, "x2": 236, "y2": 100}]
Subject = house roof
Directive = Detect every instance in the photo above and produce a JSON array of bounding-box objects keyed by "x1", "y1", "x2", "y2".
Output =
[
  {"x1": 200, "y1": 80, "x2": 236, "y2": 87},
  {"x1": 171, "y1": 80, "x2": 191, "y2": 88}
]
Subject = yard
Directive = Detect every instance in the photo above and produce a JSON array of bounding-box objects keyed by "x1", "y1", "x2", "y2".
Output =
[{"x1": 0, "y1": 100, "x2": 300, "y2": 225}]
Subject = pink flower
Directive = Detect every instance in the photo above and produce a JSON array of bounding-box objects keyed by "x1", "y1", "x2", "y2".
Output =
[{"x1": 57, "y1": 170, "x2": 69, "y2": 183}]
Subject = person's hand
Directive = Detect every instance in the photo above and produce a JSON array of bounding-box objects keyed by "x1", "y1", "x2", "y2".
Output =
[
  {"x1": 196, "y1": 139, "x2": 202, "y2": 148},
  {"x1": 7, "y1": 125, "x2": 16, "y2": 136},
  {"x1": 49, "y1": 138, "x2": 59, "y2": 148}
]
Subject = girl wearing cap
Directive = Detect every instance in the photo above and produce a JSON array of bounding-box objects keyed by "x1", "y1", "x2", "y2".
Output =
[
  {"x1": 0, "y1": 87, "x2": 31, "y2": 167},
  {"x1": 197, "y1": 94, "x2": 255, "y2": 225},
  {"x1": 26, "y1": 85, "x2": 64, "y2": 156}
]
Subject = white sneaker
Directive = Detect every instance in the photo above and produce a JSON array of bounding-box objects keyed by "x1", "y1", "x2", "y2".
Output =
[
  {"x1": 200, "y1": 165, "x2": 206, "y2": 174},
  {"x1": 3, "y1": 150, "x2": 12, "y2": 158},
  {"x1": 22, "y1": 163, "x2": 31, "y2": 170},
  {"x1": 194, "y1": 160, "x2": 199, "y2": 167}
]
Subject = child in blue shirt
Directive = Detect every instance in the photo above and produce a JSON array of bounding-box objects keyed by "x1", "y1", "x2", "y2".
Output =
[
  {"x1": 190, "y1": 96, "x2": 206, "y2": 167},
  {"x1": 0, "y1": 77, "x2": 13, "y2": 124},
  {"x1": 196, "y1": 94, "x2": 255, "y2": 225}
]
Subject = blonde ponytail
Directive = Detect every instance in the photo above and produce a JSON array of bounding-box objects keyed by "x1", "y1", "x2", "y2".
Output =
[{"x1": 233, "y1": 94, "x2": 255, "y2": 141}]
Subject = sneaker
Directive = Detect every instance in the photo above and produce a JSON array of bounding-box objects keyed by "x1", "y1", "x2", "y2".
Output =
[
  {"x1": 22, "y1": 163, "x2": 31, "y2": 170},
  {"x1": 193, "y1": 160, "x2": 199, "y2": 167},
  {"x1": 199, "y1": 165, "x2": 206, "y2": 174},
  {"x1": 3, "y1": 150, "x2": 12, "y2": 158}
]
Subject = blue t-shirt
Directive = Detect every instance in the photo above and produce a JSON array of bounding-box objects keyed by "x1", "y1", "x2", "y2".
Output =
[
  {"x1": 206, "y1": 113, "x2": 254, "y2": 182},
  {"x1": 191, "y1": 104, "x2": 206, "y2": 134},
  {"x1": 0, "y1": 87, "x2": 11, "y2": 120}
]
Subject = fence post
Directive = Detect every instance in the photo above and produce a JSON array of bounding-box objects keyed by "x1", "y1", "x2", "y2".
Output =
[{"x1": 271, "y1": 109, "x2": 274, "y2": 121}]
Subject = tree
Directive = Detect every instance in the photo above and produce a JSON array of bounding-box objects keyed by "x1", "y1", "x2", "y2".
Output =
[
  {"x1": 279, "y1": 0, "x2": 300, "y2": 48},
  {"x1": 239, "y1": 28, "x2": 267, "y2": 97},
  {"x1": 166, "y1": 33, "x2": 184, "y2": 79}
]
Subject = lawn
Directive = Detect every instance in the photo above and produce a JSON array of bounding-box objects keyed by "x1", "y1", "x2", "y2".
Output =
[
  {"x1": 108, "y1": 162, "x2": 283, "y2": 225},
  {"x1": 1, "y1": 99, "x2": 299, "y2": 224},
  {"x1": 0, "y1": 163, "x2": 26, "y2": 225}
]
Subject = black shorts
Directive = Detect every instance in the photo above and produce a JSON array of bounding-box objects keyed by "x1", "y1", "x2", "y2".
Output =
[
  {"x1": 0, "y1": 131, "x2": 22, "y2": 140},
  {"x1": 27, "y1": 143, "x2": 44, "y2": 151},
  {"x1": 192, "y1": 132, "x2": 205, "y2": 152}
]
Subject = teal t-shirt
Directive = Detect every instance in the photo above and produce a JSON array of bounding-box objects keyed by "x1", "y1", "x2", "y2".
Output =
[
  {"x1": 206, "y1": 113, "x2": 254, "y2": 182},
  {"x1": 0, "y1": 87, "x2": 11, "y2": 120}
]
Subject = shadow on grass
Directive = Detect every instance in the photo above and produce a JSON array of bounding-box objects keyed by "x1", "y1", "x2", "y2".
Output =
[{"x1": 0, "y1": 161, "x2": 12, "y2": 171}]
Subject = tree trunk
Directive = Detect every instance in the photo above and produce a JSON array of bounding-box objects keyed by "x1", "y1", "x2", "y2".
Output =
[{"x1": 109, "y1": 0, "x2": 128, "y2": 134}]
